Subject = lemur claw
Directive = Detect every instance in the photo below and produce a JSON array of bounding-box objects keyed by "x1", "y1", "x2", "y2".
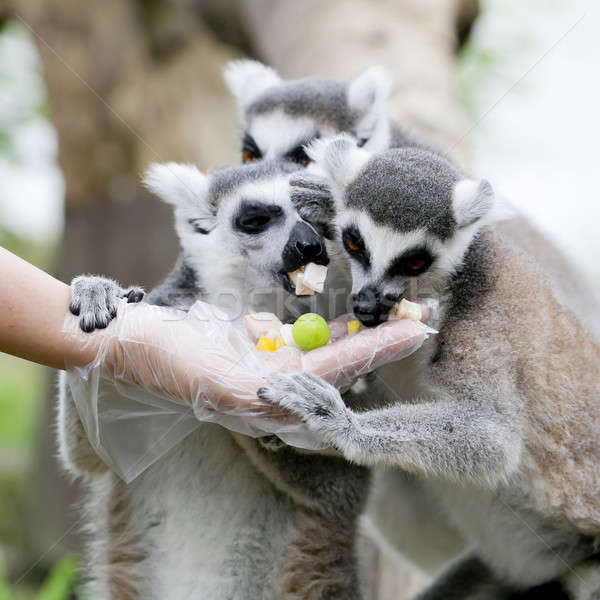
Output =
[{"x1": 259, "y1": 373, "x2": 352, "y2": 441}]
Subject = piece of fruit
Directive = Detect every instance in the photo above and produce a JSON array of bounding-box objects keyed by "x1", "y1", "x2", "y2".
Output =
[
  {"x1": 294, "y1": 272, "x2": 315, "y2": 296},
  {"x1": 347, "y1": 319, "x2": 361, "y2": 336},
  {"x1": 390, "y1": 298, "x2": 422, "y2": 321},
  {"x1": 280, "y1": 323, "x2": 300, "y2": 348},
  {"x1": 288, "y1": 262, "x2": 328, "y2": 296},
  {"x1": 292, "y1": 313, "x2": 331, "y2": 351},
  {"x1": 244, "y1": 313, "x2": 283, "y2": 341},
  {"x1": 274, "y1": 335, "x2": 286, "y2": 350},
  {"x1": 256, "y1": 336, "x2": 277, "y2": 352},
  {"x1": 302, "y1": 263, "x2": 328, "y2": 293}
]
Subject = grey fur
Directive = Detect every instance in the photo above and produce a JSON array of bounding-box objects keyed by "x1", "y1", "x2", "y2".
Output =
[
  {"x1": 247, "y1": 78, "x2": 426, "y2": 150},
  {"x1": 289, "y1": 173, "x2": 336, "y2": 238},
  {"x1": 263, "y1": 147, "x2": 600, "y2": 597},
  {"x1": 345, "y1": 148, "x2": 462, "y2": 239},
  {"x1": 248, "y1": 78, "x2": 354, "y2": 131},
  {"x1": 208, "y1": 159, "x2": 298, "y2": 207},
  {"x1": 147, "y1": 256, "x2": 203, "y2": 309}
]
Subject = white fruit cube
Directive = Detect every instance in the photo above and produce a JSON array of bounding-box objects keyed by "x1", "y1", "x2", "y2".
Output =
[
  {"x1": 301, "y1": 263, "x2": 328, "y2": 293},
  {"x1": 294, "y1": 273, "x2": 315, "y2": 296},
  {"x1": 280, "y1": 323, "x2": 300, "y2": 348},
  {"x1": 392, "y1": 298, "x2": 422, "y2": 321}
]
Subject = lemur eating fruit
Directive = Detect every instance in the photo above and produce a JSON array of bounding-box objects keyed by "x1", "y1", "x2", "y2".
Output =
[
  {"x1": 59, "y1": 160, "x2": 373, "y2": 599},
  {"x1": 261, "y1": 137, "x2": 600, "y2": 599}
]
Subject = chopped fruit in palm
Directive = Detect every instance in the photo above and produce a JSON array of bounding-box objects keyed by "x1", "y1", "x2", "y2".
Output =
[
  {"x1": 256, "y1": 336, "x2": 277, "y2": 352},
  {"x1": 347, "y1": 320, "x2": 361, "y2": 336},
  {"x1": 292, "y1": 313, "x2": 331, "y2": 351},
  {"x1": 280, "y1": 324, "x2": 300, "y2": 349}
]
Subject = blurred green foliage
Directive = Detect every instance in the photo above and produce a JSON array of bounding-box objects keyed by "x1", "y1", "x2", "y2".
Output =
[
  {"x1": 0, "y1": 18, "x2": 67, "y2": 597},
  {"x1": 0, "y1": 556, "x2": 78, "y2": 600}
]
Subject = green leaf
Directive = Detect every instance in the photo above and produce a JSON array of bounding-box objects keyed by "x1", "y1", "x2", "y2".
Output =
[
  {"x1": 35, "y1": 557, "x2": 78, "y2": 600},
  {"x1": 0, "y1": 568, "x2": 14, "y2": 600}
]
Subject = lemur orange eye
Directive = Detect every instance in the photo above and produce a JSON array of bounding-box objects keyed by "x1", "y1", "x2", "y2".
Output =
[
  {"x1": 389, "y1": 249, "x2": 433, "y2": 278},
  {"x1": 405, "y1": 256, "x2": 426, "y2": 272},
  {"x1": 243, "y1": 150, "x2": 258, "y2": 163},
  {"x1": 344, "y1": 238, "x2": 362, "y2": 253}
]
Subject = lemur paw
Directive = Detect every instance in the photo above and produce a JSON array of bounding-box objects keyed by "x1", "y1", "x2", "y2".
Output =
[
  {"x1": 257, "y1": 373, "x2": 353, "y2": 444},
  {"x1": 70, "y1": 275, "x2": 144, "y2": 332}
]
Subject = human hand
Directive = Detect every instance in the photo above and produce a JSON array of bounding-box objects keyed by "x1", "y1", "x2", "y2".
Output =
[{"x1": 64, "y1": 300, "x2": 432, "y2": 419}]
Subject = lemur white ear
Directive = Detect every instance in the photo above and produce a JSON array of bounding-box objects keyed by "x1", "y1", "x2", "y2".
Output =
[
  {"x1": 143, "y1": 163, "x2": 209, "y2": 207},
  {"x1": 452, "y1": 178, "x2": 495, "y2": 228},
  {"x1": 347, "y1": 66, "x2": 392, "y2": 140},
  {"x1": 305, "y1": 135, "x2": 371, "y2": 190},
  {"x1": 143, "y1": 163, "x2": 217, "y2": 234},
  {"x1": 223, "y1": 60, "x2": 281, "y2": 115}
]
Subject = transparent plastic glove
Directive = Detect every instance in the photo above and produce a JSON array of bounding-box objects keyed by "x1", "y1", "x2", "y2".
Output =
[{"x1": 63, "y1": 299, "x2": 435, "y2": 481}]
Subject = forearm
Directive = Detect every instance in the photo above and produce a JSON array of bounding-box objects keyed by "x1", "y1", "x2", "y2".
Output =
[
  {"x1": 346, "y1": 402, "x2": 521, "y2": 483},
  {"x1": 0, "y1": 247, "x2": 95, "y2": 370}
]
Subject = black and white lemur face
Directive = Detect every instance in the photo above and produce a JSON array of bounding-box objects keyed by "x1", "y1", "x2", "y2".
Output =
[
  {"x1": 224, "y1": 60, "x2": 393, "y2": 166},
  {"x1": 143, "y1": 160, "x2": 329, "y2": 305},
  {"x1": 306, "y1": 137, "x2": 496, "y2": 326}
]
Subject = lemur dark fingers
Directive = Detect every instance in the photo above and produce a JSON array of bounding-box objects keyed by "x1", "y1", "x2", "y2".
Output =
[
  {"x1": 70, "y1": 275, "x2": 143, "y2": 332},
  {"x1": 122, "y1": 287, "x2": 145, "y2": 304},
  {"x1": 260, "y1": 372, "x2": 349, "y2": 424}
]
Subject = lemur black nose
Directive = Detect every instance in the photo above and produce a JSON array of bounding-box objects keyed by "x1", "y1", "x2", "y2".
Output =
[
  {"x1": 352, "y1": 286, "x2": 388, "y2": 327},
  {"x1": 282, "y1": 221, "x2": 329, "y2": 272}
]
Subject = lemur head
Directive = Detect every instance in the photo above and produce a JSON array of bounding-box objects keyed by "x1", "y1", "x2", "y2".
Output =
[
  {"x1": 143, "y1": 160, "x2": 329, "y2": 304},
  {"x1": 224, "y1": 60, "x2": 392, "y2": 166},
  {"x1": 306, "y1": 137, "x2": 496, "y2": 326}
]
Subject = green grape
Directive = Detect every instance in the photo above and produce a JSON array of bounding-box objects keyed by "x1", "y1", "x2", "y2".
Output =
[{"x1": 292, "y1": 313, "x2": 331, "y2": 351}]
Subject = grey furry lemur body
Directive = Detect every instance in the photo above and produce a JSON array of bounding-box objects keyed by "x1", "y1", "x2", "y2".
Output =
[{"x1": 261, "y1": 136, "x2": 600, "y2": 600}]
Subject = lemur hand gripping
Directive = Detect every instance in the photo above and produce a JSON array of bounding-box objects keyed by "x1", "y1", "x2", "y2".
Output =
[{"x1": 63, "y1": 299, "x2": 433, "y2": 482}]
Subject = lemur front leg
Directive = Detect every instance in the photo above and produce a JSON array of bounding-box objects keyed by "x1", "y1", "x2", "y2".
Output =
[
  {"x1": 258, "y1": 373, "x2": 522, "y2": 484},
  {"x1": 70, "y1": 275, "x2": 144, "y2": 332}
]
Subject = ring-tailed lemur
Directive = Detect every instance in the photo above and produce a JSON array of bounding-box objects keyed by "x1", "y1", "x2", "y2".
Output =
[
  {"x1": 225, "y1": 59, "x2": 468, "y2": 572},
  {"x1": 223, "y1": 59, "x2": 429, "y2": 166},
  {"x1": 260, "y1": 138, "x2": 600, "y2": 599},
  {"x1": 59, "y1": 160, "x2": 372, "y2": 599}
]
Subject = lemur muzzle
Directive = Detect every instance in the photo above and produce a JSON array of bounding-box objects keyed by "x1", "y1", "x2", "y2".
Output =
[
  {"x1": 352, "y1": 286, "x2": 395, "y2": 327},
  {"x1": 282, "y1": 221, "x2": 329, "y2": 272}
]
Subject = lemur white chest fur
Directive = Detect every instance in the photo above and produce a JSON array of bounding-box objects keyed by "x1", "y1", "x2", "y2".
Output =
[{"x1": 263, "y1": 138, "x2": 600, "y2": 598}]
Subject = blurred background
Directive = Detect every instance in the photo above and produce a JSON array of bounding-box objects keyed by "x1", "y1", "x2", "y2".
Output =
[{"x1": 0, "y1": 0, "x2": 597, "y2": 597}]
